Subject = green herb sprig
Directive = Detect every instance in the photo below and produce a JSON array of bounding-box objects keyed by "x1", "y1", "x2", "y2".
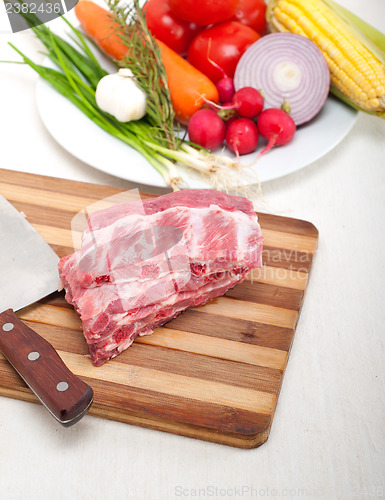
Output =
[{"x1": 107, "y1": 0, "x2": 179, "y2": 150}]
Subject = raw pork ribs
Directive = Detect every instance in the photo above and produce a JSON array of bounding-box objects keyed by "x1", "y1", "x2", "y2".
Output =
[{"x1": 59, "y1": 190, "x2": 264, "y2": 365}]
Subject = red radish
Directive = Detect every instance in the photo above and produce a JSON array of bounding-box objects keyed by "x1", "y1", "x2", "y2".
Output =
[
  {"x1": 206, "y1": 39, "x2": 235, "y2": 104},
  {"x1": 234, "y1": 33, "x2": 330, "y2": 125},
  {"x1": 256, "y1": 108, "x2": 296, "y2": 158},
  {"x1": 205, "y1": 86, "x2": 264, "y2": 120},
  {"x1": 232, "y1": 86, "x2": 263, "y2": 118},
  {"x1": 216, "y1": 77, "x2": 235, "y2": 104},
  {"x1": 225, "y1": 118, "x2": 259, "y2": 156},
  {"x1": 188, "y1": 108, "x2": 226, "y2": 150}
]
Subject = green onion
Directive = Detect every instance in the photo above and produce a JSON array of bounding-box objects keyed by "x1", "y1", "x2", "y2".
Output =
[{"x1": 5, "y1": 7, "x2": 255, "y2": 192}]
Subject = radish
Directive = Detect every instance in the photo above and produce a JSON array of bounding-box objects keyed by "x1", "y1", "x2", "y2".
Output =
[
  {"x1": 206, "y1": 40, "x2": 236, "y2": 104},
  {"x1": 225, "y1": 118, "x2": 259, "y2": 156},
  {"x1": 234, "y1": 33, "x2": 330, "y2": 125},
  {"x1": 256, "y1": 108, "x2": 296, "y2": 158},
  {"x1": 206, "y1": 86, "x2": 264, "y2": 120},
  {"x1": 216, "y1": 76, "x2": 236, "y2": 104},
  {"x1": 188, "y1": 108, "x2": 226, "y2": 150},
  {"x1": 232, "y1": 87, "x2": 263, "y2": 118}
]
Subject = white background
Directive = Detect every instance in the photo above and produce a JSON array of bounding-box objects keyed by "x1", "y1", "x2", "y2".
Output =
[{"x1": 0, "y1": 1, "x2": 385, "y2": 499}]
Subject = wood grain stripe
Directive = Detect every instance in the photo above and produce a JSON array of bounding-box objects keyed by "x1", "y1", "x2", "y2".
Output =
[
  {"x1": 39, "y1": 292, "x2": 73, "y2": 309},
  {"x1": 257, "y1": 212, "x2": 319, "y2": 238},
  {"x1": 247, "y1": 265, "x2": 309, "y2": 290},
  {"x1": 18, "y1": 304, "x2": 82, "y2": 330},
  {"x1": 87, "y1": 378, "x2": 272, "y2": 438},
  {"x1": 37, "y1": 295, "x2": 294, "y2": 351},
  {"x1": 168, "y1": 311, "x2": 293, "y2": 351},
  {"x1": 0, "y1": 182, "x2": 144, "y2": 214},
  {"x1": 17, "y1": 305, "x2": 287, "y2": 370},
  {"x1": 120, "y1": 343, "x2": 282, "y2": 393},
  {"x1": 226, "y1": 281, "x2": 303, "y2": 310},
  {"x1": 0, "y1": 182, "x2": 98, "y2": 212},
  {"x1": 262, "y1": 228, "x2": 317, "y2": 254},
  {"x1": 17, "y1": 303, "x2": 81, "y2": 330},
  {"x1": 5, "y1": 355, "x2": 275, "y2": 423},
  {"x1": 32, "y1": 224, "x2": 79, "y2": 249},
  {"x1": 50, "y1": 244, "x2": 75, "y2": 259},
  {"x1": 58, "y1": 350, "x2": 276, "y2": 415},
  {"x1": 0, "y1": 327, "x2": 282, "y2": 393},
  {"x1": 0, "y1": 366, "x2": 272, "y2": 446},
  {"x1": 136, "y1": 328, "x2": 287, "y2": 370},
  {"x1": 20, "y1": 293, "x2": 298, "y2": 331},
  {"x1": 0, "y1": 170, "x2": 127, "y2": 199},
  {"x1": 196, "y1": 297, "x2": 298, "y2": 328},
  {"x1": 0, "y1": 378, "x2": 263, "y2": 441},
  {"x1": 261, "y1": 246, "x2": 313, "y2": 273},
  {"x1": 13, "y1": 323, "x2": 282, "y2": 393},
  {"x1": 9, "y1": 201, "x2": 79, "y2": 230}
]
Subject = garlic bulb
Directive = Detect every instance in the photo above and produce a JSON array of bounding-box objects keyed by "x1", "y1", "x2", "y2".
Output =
[{"x1": 95, "y1": 68, "x2": 147, "y2": 122}]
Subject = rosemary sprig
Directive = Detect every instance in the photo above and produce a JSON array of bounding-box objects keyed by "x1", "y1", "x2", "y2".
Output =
[{"x1": 106, "y1": 0, "x2": 180, "y2": 150}]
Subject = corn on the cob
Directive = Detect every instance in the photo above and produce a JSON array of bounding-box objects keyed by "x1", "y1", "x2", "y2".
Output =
[{"x1": 267, "y1": 0, "x2": 385, "y2": 118}]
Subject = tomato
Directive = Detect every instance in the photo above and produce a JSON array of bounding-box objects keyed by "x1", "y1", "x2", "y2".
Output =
[
  {"x1": 231, "y1": 0, "x2": 267, "y2": 36},
  {"x1": 187, "y1": 21, "x2": 260, "y2": 83},
  {"x1": 144, "y1": 0, "x2": 203, "y2": 56},
  {"x1": 168, "y1": 0, "x2": 238, "y2": 26}
]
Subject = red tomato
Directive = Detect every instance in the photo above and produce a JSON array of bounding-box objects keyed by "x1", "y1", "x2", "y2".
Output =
[
  {"x1": 144, "y1": 0, "x2": 203, "y2": 56},
  {"x1": 231, "y1": 0, "x2": 267, "y2": 36},
  {"x1": 168, "y1": 0, "x2": 238, "y2": 26},
  {"x1": 187, "y1": 21, "x2": 260, "y2": 83}
]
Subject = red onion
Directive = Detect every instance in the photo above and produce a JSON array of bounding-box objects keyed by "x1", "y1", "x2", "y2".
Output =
[{"x1": 234, "y1": 33, "x2": 330, "y2": 125}]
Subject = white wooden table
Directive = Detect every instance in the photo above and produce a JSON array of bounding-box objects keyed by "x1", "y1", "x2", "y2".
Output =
[{"x1": 1, "y1": 1, "x2": 384, "y2": 499}]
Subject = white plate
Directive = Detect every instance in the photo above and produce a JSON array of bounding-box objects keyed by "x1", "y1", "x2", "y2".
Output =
[{"x1": 35, "y1": 20, "x2": 358, "y2": 188}]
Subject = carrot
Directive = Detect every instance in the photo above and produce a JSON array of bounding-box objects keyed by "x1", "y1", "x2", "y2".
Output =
[
  {"x1": 155, "y1": 39, "x2": 219, "y2": 124},
  {"x1": 74, "y1": 1, "x2": 128, "y2": 60},
  {"x1": 74, "y1": 0, "x2": 219, "y2": 124}
]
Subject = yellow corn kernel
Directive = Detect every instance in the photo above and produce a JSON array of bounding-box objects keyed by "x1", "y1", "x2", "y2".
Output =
[{"x1": 271, "y1": 0, "x2": 385, "y2": 113}]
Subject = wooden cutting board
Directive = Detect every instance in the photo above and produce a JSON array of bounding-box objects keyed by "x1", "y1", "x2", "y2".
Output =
[{"x1": 0, "y1": 169, "x2": 318, "y2": 448}]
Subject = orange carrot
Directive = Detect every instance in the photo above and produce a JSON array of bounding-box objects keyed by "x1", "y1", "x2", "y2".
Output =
[
  {"x1": 74, "y1": 1, "x2": 128, "y2": 60},
  {"x1": 154, "y1": 39, "x2": 219, "y2": 124},
  {"x1": 74, "y1": 0, "x2": 219, "y2": 124}
]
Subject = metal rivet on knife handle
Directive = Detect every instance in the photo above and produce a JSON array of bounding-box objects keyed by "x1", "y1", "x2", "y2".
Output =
[
  {"x1": 56, "y1": 381, "x2": 69, "y2": 392},
  {"x1": 2, "y1": 322, "x2": 14, "y2": 332},
  {"x1": 27, "y1": 351, "x2": 40, "y2": 361}
]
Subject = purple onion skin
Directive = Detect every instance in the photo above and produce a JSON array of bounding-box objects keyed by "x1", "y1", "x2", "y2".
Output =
[{"x1": 234, "y1": 32, "x2": 330, "y2": 126}]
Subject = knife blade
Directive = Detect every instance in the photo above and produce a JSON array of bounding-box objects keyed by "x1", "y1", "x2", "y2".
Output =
[{"x1": 0, "y1": 195, "x2": 93, "y2": 427}]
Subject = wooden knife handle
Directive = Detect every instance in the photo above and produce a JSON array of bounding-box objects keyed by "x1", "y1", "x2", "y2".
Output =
[{"x1": 0, "y1": 309, "x2": 93, "y2": 427}]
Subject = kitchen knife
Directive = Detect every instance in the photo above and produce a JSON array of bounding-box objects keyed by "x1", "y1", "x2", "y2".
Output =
[{"x1": 0, "y1": 195, "x2": 93, "y2": 426}]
